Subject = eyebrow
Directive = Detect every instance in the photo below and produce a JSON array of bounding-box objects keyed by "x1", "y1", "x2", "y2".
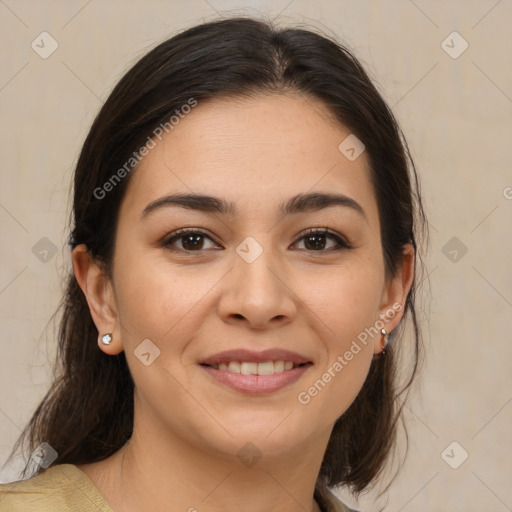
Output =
[{"x1": 140, "y1": 191, "x2": 366, "y2": 220}]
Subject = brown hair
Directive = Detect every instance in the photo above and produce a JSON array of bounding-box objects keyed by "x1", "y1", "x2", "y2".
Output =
[{"x1": 10, "y1": 16, "x2": 427, "y2": 496}]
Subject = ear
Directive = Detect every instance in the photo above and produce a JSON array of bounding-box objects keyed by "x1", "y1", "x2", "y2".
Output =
[
  {"x1": 373, "y1": 243, "x2": 415, "y2": 355},
  {"x1": 72, "y1": 244, "x2": 124, "y2": 355}
]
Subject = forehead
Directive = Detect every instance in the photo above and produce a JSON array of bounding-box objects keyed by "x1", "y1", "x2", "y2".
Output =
[{"x1": 119, "y1": 92, "x2": 379, "y2": 226}]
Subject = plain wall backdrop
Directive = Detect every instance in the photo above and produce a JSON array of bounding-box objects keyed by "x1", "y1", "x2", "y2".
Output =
[{"x1": 1, "y1": 1, "x2": 511, "y2": 510}]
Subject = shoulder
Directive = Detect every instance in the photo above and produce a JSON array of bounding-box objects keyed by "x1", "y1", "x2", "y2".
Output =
[
  {"x1": 316, "y1": 484, "x2": 359, "y2": 512},
  {"x1": 0, "y1": 463, "x2": 112, "y2": 512}
]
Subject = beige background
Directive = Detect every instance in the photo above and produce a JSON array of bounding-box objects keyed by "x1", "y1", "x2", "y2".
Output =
[{"x1": 1, "y1": 0, "x2": 511, "y2": 510}]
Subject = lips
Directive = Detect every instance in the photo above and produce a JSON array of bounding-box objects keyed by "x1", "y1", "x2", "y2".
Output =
[
  {"x1": 200, "y1": 348, "x2": 311, "y2": 366},
  {"x1": 199, "y1": 349, "x2": 313, "y2": 394}
]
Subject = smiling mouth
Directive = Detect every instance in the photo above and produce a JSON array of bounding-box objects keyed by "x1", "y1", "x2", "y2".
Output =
[{"x1": 200, "y1": 360, "x2": 311, "y2": 375}]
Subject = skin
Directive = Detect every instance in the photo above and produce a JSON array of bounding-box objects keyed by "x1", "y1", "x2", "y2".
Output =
[{"x1": 73, "y1": 92, "x2": 414, "y2": 512}]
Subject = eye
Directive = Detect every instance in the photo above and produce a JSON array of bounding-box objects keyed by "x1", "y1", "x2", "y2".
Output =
[
  {"x1": 162, "y1": 228, "x2": 221, "y2": 252},
  {"x1": 161, "y1": 227, "x2": 352, "y2": 253},
  {"x1": 292, "y1": 228, "x2": 352, "y2": 252}
]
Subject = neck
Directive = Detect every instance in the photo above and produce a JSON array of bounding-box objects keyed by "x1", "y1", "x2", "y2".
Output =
[
  {"x1": 94, "y1": 415, "x2": 329, "y2": 512},
  {"x1": 120, "y1": 437, "x2": 324, "y2": 512}
]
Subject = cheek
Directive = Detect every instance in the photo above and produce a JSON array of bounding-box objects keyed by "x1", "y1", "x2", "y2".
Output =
[
  {"x1": 305, "y1": 260, "x2": 383, "y2": 345},
  {"x1": 293, "y1": 262, "x2": 383, "y2": 421},
  {"x1": 112, "y1": 250, "x2": 220, "y2": 352},
  {"x1": 111, "y1": 256, "x2": 212, "y2": 410}
]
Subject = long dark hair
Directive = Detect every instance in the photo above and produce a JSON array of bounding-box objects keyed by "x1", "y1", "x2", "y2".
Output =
[{"x1": 9, "y1": 16, "x2": 427, "y2": 496}]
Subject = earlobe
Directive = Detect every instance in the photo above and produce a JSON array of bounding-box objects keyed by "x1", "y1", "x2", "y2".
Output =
[
  {"x1": 72, "y1": 244, "x2": 124, "y2": 355},
  {"x1": 374, "y1": 243, "x2": 415, "y2": 355}
]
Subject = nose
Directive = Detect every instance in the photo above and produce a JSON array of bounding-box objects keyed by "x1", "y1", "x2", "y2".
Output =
[{"x1": 217, "y1": 242, "x2": 297, "y2": 330}]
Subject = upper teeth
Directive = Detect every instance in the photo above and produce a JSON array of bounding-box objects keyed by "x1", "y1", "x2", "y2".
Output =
[{"x1": 212, "y1": 361, "x2": 295, "y2": 375}]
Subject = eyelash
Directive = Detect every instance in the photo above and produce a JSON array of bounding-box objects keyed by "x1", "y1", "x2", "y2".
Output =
[{"x1": 161, "y1": 227, "x2": 353, "y2": 253}]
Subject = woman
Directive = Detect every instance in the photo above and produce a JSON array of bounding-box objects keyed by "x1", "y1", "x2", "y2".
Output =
[{"x1": 0, "y1": 16, "x2": 426, "y2": 512}]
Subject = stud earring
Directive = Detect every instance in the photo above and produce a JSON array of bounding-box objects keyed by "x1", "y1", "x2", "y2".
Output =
[
  {"x1": 101, "y1": 333, "x2": 113, "y2": 345},
  {"x1": 380, "y1": 328, "x2": 389, "y2": 354}
]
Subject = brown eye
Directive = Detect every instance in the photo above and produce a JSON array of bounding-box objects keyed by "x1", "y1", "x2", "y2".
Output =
[
  {"x1": 162, "y1": 229, "x2": 220, "y2": 252},
  {"x1": 293, "y1": 228, "x2": 351, "y2": 252},
  {"x1": 162, "y1": 227, "x2": 351, "y2": 254},
  {"x1": 180, "y1": 233, "x2": 206, "y2": 250},
  {"x1": 306, "y1": 235, "x2": 325, "y2": 250}
]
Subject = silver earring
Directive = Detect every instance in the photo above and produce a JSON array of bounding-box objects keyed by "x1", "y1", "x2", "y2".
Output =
[{"x1": 101, "y1": 333, "x2": 113, "y2": 345}]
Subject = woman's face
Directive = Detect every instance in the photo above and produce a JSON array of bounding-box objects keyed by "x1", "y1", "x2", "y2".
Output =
[{"x1": 80, "y1": 93, "x2": 412, "y2": 460}]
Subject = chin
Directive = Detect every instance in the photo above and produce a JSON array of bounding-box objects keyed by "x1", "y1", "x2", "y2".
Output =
[{"x1": 199, "y1": 413, "x2": 320, "y2": 461}]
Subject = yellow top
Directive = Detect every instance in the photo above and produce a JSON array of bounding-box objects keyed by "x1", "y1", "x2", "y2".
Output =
[
  {"x1": 0, "y1": 464, "x2": 111, "y2": 512},
  {"x1": 0, "y1": 464, "x2": 355, "y2": 512}
]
